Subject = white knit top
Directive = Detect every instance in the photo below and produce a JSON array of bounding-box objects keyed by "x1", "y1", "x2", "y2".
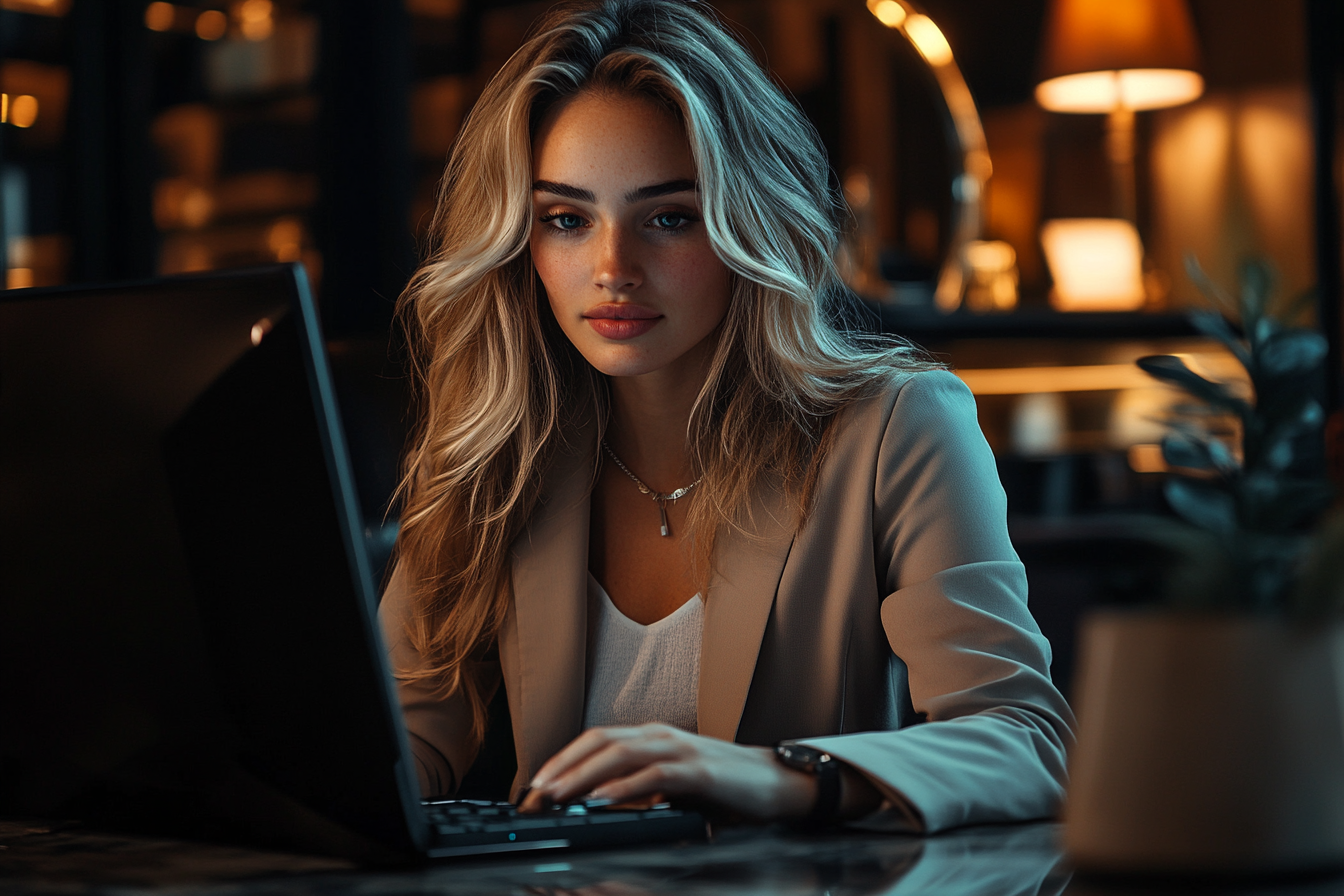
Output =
[{"x1": 582, "y1": 572, "x2": 702, "y2": 733}]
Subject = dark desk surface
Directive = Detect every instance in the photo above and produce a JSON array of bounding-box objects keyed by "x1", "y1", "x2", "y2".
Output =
[{"x1": 4, "y1": 819, "x2": 1344, "y2": 896}]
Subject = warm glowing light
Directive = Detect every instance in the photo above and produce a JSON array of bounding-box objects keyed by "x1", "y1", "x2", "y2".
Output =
[
  {"x1": 966, "y1": 240, "x2": 1015, "y2": 273},
  {"x1": 239, "y1": 16, "x2": 272, "y2": 39},
  {"x1": 238, "y1": 0, "x2": 271, "y2": 20},
  {"x1": 960, "y1": 353, "x2": 1248, "y2": 398},
  {"x1": 6, "y1": 268, "x2": 33, "y2": 289},
  {"x1": 9, "y1": 95, "x2": 38, "y2": 129},
  {"x1": 0, "y1": 0, "x2": 71, "y2": 16},
  {"x1": 1128, "y1": 443, "x2": 1166, "y2": 473},
  {"x1": 1, "y1": 94, "x2": 8, "y2": 124},
  {"x1": 1036, "y1": 68, "x2": 1204, "y2": 113},
  {"x1": 1237, "y1": 96, "x2": 1313, "y2": 277},
  {"x1": 957, "y1": 364, "x2": 1157, "y2": 395},
  {"x1": 866, "y1": 0, "x2": 907, "y2": 28},
  {"x1": 268, "y1": 216, "x2": 303, "y2": 261},
  {"x1": 250, "y1": 317, "x2": 273, "y2": 346},
  {"x1": 144, "y1": 1, "x2": 175, "y2": 30},
  {"x1": 1109, "y1": 386, "x2": 1177, "y2": 448},
  {"x1": 154, "y1": 179, "x2": 211, "y2": 230},
  {"x1": 237, "y1": 0, "x2": 273, "y2": 40},
  {"x1": 1040, "y1": 218, "x2": 1146, "y2": 311},
  {"x1": 904, "y1": 14, "x2": 953, "y2": 67},
  {"x1": 195, "y1": 9, "x2": 227, "y2": 40},
  {"x1": 964, "y1": 240, "x2": 1019, "y2": 311},
  {"x1": 179, "y1": 187, "x2": 213, "y2": 228},
  {"x1": 965, "y1": 148, "x2": 993, "y2": 180},
  {"x1": 843, "y1": 170, "x2": 872, "y2": 208}
]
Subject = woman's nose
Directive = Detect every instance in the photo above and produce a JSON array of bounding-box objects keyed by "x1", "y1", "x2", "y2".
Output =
[{"x1": 593, "y1": 228, "x2": 642, "y2": 292}]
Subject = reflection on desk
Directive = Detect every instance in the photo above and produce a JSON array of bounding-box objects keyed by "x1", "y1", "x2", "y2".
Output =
[{"x1": 1, "y1": 819, "x2": 1068, "y2": 895}]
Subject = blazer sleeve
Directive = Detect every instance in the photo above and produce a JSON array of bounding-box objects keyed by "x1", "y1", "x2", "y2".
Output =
[
  {"x1": 378, "y1": 562, "x2": 500, "y2": 798},
  {"x1": 797, "y1": 369, "x2": 1077, "y2": 832}
]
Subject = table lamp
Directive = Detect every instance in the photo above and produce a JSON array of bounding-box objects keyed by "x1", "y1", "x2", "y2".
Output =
[
  {"x1": 1036, "y1": 0, "x2": 1203, "y2": 220},
  {"x1": 1035, "y1": 0, "x2": 1203, "y2": 310}
]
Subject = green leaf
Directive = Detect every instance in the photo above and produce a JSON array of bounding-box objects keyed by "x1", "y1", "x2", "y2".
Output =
[
  {"x1": 1137, "y1": 355, "x2": 1251, "y2": 417},
  {"x1": 1254, "y1": 397, "x2": 1324, "y2": 474},
  {"x1": 1188, "y1": 310, "x2": 1250, "y2": 368},
  {"x1": 1265, "y1": 440, "x2": 1294, "y2": 472},
  {"x1": 1162, "y1": 434, "x2": 1212, "y2": 470},
  {"x1": 1162, "y1": 431, "x2": 1238, "y2": 474},
  {"x1": 1205, "y1": 437, "x2": 1237, "y2": 472},
  {"x1": 1259, "y1": 329, "x2": 1328, "y2": 378},
  {"x1": 1259, "y1": 394, "x2": 1324, "y2": 438},
  {"x1": 1165, "y1": 477, "x2": 1237, "y2": 536},
  {"x1": 1254, "y1": 317, "x2": 1277, "y2": 348},
  {"x1": 1239, "y1": 259, "x2": 1276, "y2": 329}
]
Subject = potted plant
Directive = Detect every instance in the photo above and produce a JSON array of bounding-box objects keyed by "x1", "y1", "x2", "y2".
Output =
[{"x1": 1062, "y1": 258, "x2": 1343, "y2": 874}]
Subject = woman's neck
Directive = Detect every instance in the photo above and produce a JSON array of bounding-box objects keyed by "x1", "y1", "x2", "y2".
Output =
[{"x1": 604, "y1": 354, "x2": 710, "y2": 492}]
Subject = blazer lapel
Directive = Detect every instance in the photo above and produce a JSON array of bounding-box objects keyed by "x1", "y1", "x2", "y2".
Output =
[
  {"x1": 508, "y1": 429, "x2": 595, "y2": 781},
  {"x1": 698, "y1": 477, "x2": 796, "y2": 742}
]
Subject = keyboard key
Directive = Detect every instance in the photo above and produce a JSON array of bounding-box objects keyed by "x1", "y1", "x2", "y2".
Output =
[
  {"x1": 482, "y1": 818, "x2": 577, "y2": 833},
  {"x1": 584, "y1": 813, "x2": 643, "y2": 824}
]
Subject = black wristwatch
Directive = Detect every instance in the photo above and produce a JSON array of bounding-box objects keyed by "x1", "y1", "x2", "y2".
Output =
[{"x1": 774, "y1": 743, "x2": 841, "y2": 826}]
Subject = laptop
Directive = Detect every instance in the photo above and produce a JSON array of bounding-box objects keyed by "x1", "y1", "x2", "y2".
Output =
[{"x1": 0, "y1": 265, "x2": 705, "y2": 862}]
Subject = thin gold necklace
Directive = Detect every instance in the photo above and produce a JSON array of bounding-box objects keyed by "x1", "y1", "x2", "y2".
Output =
[{"x1": 600, "y1": 440, "x2": 702, "y2": 537}]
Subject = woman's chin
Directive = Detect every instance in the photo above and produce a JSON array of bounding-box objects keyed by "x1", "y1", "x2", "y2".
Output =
[
  {"x1": 588, "y1": 359, "x2": 663, "y2": 379},
  {"x1": 575, "y1": 347, "x2": 663, "y2": 379}
]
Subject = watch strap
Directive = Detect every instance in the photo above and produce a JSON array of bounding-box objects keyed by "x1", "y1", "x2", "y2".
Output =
[
  {"x1": 775, "y1": 743, "x2": 842, "y2": 826},
  {"x1": 805, "y1": 752, "x2": 841, "y2": 826}
]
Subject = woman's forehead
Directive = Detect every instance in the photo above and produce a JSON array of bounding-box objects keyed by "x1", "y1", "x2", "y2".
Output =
[{"x1": 531, "y1": 90, "x2": 696, "y2": 195}]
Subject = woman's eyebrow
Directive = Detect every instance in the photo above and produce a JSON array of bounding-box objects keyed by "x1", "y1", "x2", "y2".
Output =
[
  {"x1": 533, "y1": 180, "x2": 595, "y2": 202},
  {"x1": 623, "y1": 179, "x2": 697, "y2": 203},
  {"x1": 531, "y1": 179, "x2": 697, "y2": 204}
]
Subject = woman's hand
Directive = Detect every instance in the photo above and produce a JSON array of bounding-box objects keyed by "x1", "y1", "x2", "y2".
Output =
[{"x1": 517, "y1": 724, "x2": 881, "y2": 821}]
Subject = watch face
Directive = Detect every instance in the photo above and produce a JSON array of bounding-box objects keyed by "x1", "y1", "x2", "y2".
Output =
[{"x1": 777, "y1": 744, "x2": 830, "y2": 769}]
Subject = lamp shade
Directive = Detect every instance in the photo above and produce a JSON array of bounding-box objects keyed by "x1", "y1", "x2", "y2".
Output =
[{"x1": 1036, "y1": 0, "x2": 1203, "y2": 112}]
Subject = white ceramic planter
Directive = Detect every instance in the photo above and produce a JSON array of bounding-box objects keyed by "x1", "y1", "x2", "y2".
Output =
[{"x1": 1064, "y1": 610, "x2": 1344, "y2": 873}]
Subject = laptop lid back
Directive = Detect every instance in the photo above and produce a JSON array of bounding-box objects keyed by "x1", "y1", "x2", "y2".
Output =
[
  {"x1": 161, "y1": 266, "x2": 426, "y2": 856},
  {"x1": 0, "y1": 265, "x2": 425, "y2": 857}
]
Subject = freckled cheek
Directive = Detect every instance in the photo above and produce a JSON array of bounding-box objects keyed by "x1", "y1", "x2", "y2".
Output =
[
  {"x1": 530, "y1": 240, "x2": 589, "y2": 315},
  {"x1": 656, "y1": 247, "x2": 732, "y2": 318}
]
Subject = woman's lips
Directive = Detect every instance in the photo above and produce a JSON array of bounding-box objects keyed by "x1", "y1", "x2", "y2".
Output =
[
  {"x1": 587, "y1": 318, "x2": 660, "y2": 339},
  {"x1": 584, "y1": 304, "x2": 662, "y2": 340}
]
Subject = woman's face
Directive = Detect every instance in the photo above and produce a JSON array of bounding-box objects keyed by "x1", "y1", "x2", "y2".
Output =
[{"x1": 529, "y1": 90, "x2": 732, "y2": 382}]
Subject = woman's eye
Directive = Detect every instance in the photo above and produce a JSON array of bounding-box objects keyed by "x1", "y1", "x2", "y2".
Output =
[
  {"x1": 539, "y1": 212, "x2": 586, "y2": 232},
  {"x1": 650, "y1": 212, "x2": 693, "y2": 230}
]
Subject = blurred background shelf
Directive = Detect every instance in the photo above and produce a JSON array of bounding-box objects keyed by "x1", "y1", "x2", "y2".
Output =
[{"x1": 2, "y1": 0, "x2": 1336, "y2": 335}]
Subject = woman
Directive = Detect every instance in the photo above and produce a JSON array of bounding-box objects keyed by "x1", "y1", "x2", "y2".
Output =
[{"x1": 381, "y1": 0, "x2": 1074, "y2": 831}]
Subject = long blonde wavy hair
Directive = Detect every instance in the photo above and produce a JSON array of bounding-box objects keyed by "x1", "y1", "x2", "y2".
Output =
[{"x1": 395, "y1": 0, "x2": 937, "y2": 736}]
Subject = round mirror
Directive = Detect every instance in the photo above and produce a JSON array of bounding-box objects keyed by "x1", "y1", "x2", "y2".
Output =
[{"x1": 716, "y1": 0, "x2": 988, "y2": 311}]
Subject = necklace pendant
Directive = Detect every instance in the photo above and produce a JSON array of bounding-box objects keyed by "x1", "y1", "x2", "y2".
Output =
[{"x1": 599, "y1": 441, "x2": 700, "y2": 539}]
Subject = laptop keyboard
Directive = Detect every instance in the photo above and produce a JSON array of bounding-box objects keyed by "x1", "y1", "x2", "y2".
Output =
[{"x1": 421, "y1": 799, "x2": 707, "y2": 858}]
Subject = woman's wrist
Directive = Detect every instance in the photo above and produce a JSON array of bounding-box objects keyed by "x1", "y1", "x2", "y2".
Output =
[
  {"x1": 764, "y1": 746, "x2": 882, "y2": 824},
  {"x1": 754, "y1": 745, "x2": 818, "y2": 819}
]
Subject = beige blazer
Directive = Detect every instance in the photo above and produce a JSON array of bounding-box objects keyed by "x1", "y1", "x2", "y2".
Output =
[{"x1": 379, "y1": 369, "x2": 1076, "y2": 833}]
